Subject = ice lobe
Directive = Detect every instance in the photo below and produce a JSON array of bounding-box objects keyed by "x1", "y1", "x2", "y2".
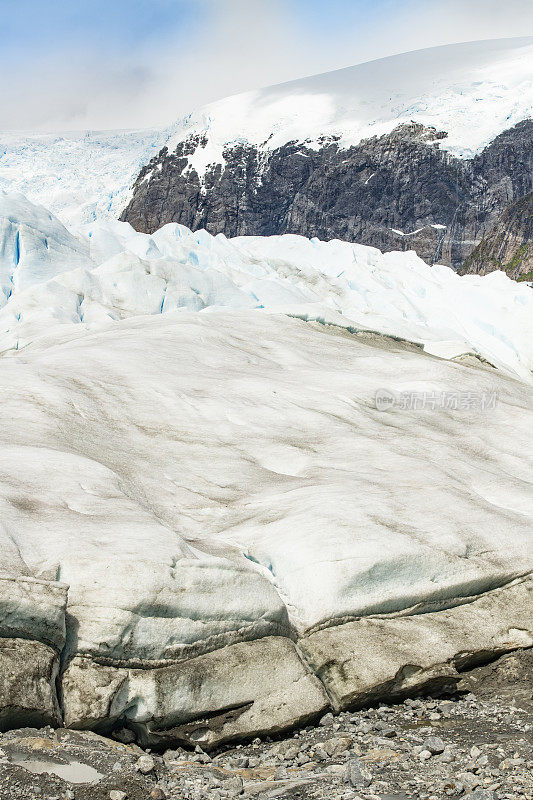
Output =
[
  {"x1": 0, "y1": 310, "x2": 531, "y2": 741},
  {"x1": 0, "y1": 193, "x2": 530, "y2": 743}
]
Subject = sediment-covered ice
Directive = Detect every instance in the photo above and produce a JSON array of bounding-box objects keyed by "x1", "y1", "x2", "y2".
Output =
[{"x1": 0, "y1": 191, "x2": 531, "y2": 742}]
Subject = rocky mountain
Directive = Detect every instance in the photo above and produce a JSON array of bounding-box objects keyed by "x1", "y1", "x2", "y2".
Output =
[
  {"x1": 122, "y1": 119, "x2": 532, "y2": 271},
  {"x1": 461, "y1": 192, "x2": 533, "y2": 280},
  {"x1": 121, "y1": 38, "x2": 533, "y2": 273}
]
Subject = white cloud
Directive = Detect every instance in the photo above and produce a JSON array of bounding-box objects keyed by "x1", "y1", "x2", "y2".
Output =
[{"x1": 0, "y1": 0, "x2": 532, "y2": 130}]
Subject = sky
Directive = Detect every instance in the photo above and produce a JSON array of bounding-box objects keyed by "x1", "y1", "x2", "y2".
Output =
[{"x1": 0, "y1": 0, "x2": 532, "y2": 131}]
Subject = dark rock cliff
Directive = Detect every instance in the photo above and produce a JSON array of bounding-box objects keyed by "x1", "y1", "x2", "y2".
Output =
[
  {"x1": 121, "y1": 119, "x2": 533, "y2": 272},
  {"x1": 460, "y1": 192, "x2": 533, "y2": 280}
]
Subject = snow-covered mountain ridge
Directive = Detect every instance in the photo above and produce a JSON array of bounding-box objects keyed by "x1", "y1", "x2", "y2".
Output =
[
  {"x1": 160, "y1": 37, "x2": 533, "y2": 171},
  {"x1": 1, "y1": 38, "x2": 531, "y2": 235}
]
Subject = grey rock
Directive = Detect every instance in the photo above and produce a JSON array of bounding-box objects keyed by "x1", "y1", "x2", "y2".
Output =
[
  {"x1": 312, "y1": 744, "x2": 328, "y2": 761},
  {"x1": 345, "y1": 759, "x2": 372, "y2": 788},
  {"x1": 357, "y1": 722, "x2": 372, "y2": 734},
  {"x1": 457, "y1": 772, "x2": 482, "y2": 791},
  {"x1": 282, "y1": 745, "x2": 299, "y2": 760},
  {"x1": 121, "y1": 120, "x2": 533, "y2": 274},
  {"x1": 461, "y1": 192, "x2": 532, "y2": 279},
  {"x1": 223, "y1": 775, "x2": 244, "y2": 796},
  {"x1": 441, "y1": 748, "x2": 456, "y2": 763},
  {"x1": 322, "y1": 736, "x2": 352, "y2": 756},
  {"x1": 424, "y1": 736, "x2": 446, "y2": 754},
  {"x1": 136, "y1": 754, "x2": 155, "y2": 774},
  {"x1": 112, "y1": 727, "x2": 136, "y2": 744}
]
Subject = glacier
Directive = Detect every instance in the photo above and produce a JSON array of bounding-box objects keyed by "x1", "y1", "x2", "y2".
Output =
[
  {"x1": 0, "y1": 194, "x2": 532, "y2": 381},
  {"x1": 0, "y1": 190, "x2": 531, "y2": 744},
  {"x1": 0, "y1": 127, "x2": 176, "y2": 228}
]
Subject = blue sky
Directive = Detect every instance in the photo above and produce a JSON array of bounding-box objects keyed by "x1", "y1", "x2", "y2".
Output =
[
  {"x1": 0, "y1": 0, "x2": 531, "y2": 130},
  {"x1": 0, "y1": 0, "x2": 200, "y2": 53}
]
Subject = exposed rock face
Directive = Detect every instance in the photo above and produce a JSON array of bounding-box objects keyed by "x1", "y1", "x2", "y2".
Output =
[
  {"x1": 461, "y1": 192, "x2": 533, "y2": 280},
  {"x1": 0, "y1": 576, "x2": 67, "y2": 730},
  {"x1": 121, "y1": 120, "x2": 533, "y2": 271}
]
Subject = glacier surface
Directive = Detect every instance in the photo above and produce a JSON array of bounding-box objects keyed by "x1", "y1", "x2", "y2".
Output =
[
  {"x1": 0, "y1": 127, "x2": 176, "y2": 228},
  {"x1": 1, "y1": 306, "x2": 531, "y2": 742},
  {"x1": 0, "y1": 192, "x2": 530, "y2": 742},
  {"x1": 0, "y1": 194, "x2": 532, "y2": 382}
]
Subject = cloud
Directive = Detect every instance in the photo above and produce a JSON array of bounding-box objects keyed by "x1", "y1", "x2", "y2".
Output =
[{"x1": 0, "y1": 0, "x2": 531, "y2": 130}]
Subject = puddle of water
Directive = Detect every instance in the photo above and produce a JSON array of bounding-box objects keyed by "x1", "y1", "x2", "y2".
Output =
[
  {"x1": 381, "y1": 795, "x2": 411, "y2": 800},
  {"x1": 10, "y1": 755, "x2": 103, "y2": 784},
  {"x1": 401, "y1": 718, "x2": 457, "y2": 730}
]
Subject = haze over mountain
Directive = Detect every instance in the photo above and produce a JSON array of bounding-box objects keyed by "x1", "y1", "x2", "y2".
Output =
[{"x1": 1, "y1": 38, "x2": 531, "y2": 274}]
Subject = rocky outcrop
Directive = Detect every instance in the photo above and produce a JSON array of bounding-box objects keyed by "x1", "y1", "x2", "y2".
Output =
[
  {"x1": 461, "y1": 192, "x2": 533, "y2": 280},
  {"x1": 0, "y1": 576, "x2": 67, "y2": 730},
  {"x1": 121, "y1": 120, "x2": 533, "y2": 272}
]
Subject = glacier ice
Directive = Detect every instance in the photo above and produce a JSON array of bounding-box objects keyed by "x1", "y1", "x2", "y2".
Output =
[
  {"x1": 0, "y1": 127, "x2": 177, "y2": 228},
  {"x1": 0, "y1": 191, "x2": 93, "y2": 305},
  {"x1": 0, "y1": 196, "x2": 531, "y2": 382},
  {"x1": 0, "y1": 190, "x2": 530, "y2": 743}
]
